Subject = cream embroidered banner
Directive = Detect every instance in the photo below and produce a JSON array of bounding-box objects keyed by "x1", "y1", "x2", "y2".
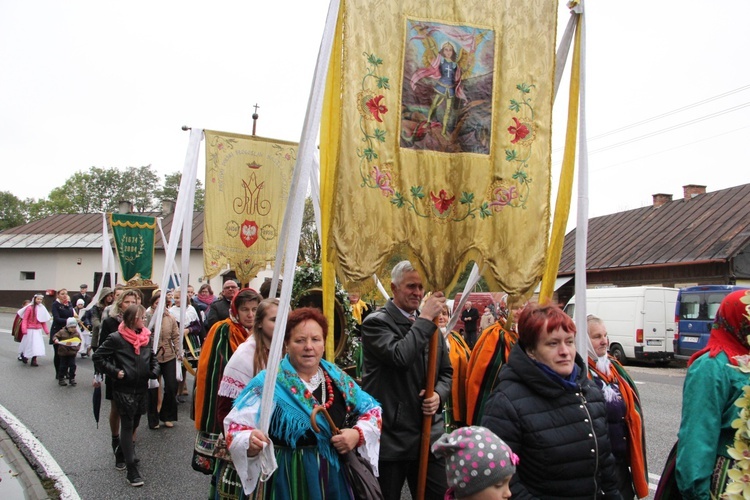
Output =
[
  {"x1": 204, "y1": 130, "x2": 297, "y2": 284},
  {"x1": 322, "y1": 0, "x2": 558, "y2": 293}
]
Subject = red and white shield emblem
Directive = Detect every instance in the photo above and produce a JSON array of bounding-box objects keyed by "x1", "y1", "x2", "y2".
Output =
[{"x1": 240, "y1": 220, "x2": 258, "y2": 248}]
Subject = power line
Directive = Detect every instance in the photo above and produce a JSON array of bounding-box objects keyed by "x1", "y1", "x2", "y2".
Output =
[
  {"x1": 586, "y1": 101, "x2": 750, "y2": 155},
  {"x1": 587, "y1": 83, "x2": 750, "y2": 141},
  {"x1": 552, "y1": 83, "x2": 750, "y2": 153},
  {"x1": 584, "y1": 124, "x2": 750, "y2": 173}
]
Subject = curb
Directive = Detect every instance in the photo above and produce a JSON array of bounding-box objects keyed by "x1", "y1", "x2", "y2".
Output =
[{"x1": 0, "y1": 404, "x2": 80, "y2": 500}]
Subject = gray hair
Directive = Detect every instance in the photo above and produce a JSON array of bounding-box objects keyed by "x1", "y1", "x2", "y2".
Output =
[
  {"x1": 391, "y1": 260, "x2": 417, "y2": 285},
  {"x1": 587, "y1": 314, "x2": 604, "y2": 327}
]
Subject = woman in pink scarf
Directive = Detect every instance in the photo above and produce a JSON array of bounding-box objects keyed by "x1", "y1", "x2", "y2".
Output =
[{"x1": 93, "y1": 304, "x2": 159, "y2": 488}]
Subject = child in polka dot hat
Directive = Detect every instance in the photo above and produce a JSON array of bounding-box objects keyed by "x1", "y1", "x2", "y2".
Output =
[{"x1": 432, "y1": 425, "x2": 518, "y2": 499}]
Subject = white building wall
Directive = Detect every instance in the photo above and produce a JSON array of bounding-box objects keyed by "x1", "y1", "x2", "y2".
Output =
[{"x1": 0, "y1": 248, "x2": 224, "y2": 294}]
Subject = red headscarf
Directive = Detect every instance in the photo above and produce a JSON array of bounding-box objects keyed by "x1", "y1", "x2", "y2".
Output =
[{"x1": 688, "y1": 289, "x2": 750, "y2": 366}]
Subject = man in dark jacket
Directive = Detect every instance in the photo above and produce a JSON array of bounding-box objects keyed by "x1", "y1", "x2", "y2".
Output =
[
  {"x1": 204, "y1": 280, "x2": 238, "y2": 332},
  {"x1": 71, "y1": 284, "x2": 92, "y2": 307},
  {"x1": 361, "y1": 260, "x2": 452, "y2": 500},
  {"x1": 460, "y1": 300, "x2": 479, "y2": 348}
]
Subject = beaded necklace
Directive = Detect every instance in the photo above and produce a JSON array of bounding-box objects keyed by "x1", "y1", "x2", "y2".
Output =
[{"x1": 314, "y1": 371, "x2": 335, "y2": 409}]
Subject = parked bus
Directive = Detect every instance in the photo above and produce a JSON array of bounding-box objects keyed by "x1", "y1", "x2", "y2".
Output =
[{"x1": 673, "y1": 285, "x2": 749, "y2": 360}]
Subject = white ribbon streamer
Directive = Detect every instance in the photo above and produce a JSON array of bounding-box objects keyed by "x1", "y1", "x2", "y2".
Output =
[{"x1": 255, "y1": 0, "x2": 342, "y2": 478}]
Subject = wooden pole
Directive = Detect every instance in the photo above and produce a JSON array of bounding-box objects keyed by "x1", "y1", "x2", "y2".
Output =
[{"x1": 416, "y1": 322, "x2": 440, "y2": 500}]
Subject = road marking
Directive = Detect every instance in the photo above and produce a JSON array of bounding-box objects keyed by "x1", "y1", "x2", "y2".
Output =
[
  {"x1": 0, "y1": 404, "x2": 81, "y2": 500},
  {"x1": 649, "y1": 472, "x2": 662, "y2": 491}
]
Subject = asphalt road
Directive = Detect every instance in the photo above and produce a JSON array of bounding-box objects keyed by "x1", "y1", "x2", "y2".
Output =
[
  {"x1": 0, "y1": 311, "x2": 684, "y2": 499},
  {"x1": 0, "y1": 312, "x2": 211, "y2": 499}
]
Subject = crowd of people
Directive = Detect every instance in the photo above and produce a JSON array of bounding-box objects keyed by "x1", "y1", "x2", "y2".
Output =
[{"x1": 11, "y1": 269, "x2": 750, "y2": 500}]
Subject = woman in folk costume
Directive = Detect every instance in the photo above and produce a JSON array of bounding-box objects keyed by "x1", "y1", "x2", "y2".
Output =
[
  {"x1": 193, "y1": 288, "x2": 261, "y2": 475},
  {"x1": 674, "y1": 289, "x2": 750, "y2": 499},
  {"x1": 225, "y1": 307, "x2": 381, "y2": 499},
  {"x1": 436, "y1": 304, "x2": 471, "y2": 431},
  {"x1": 20, "y1": 294, "x2": 50, "y2": 366},
  {"x1": 212, "y1": 298, "x2": 280, "y2": 500},
  {"x1": 587, "y1": 315, "x2": 648, "y2": 499},
  {"x1": 14, "y1": 299, "x2": 31, "y2": 361},
  {"x1": 464, "y1": 295, "x2": 525, "y2": 425}
]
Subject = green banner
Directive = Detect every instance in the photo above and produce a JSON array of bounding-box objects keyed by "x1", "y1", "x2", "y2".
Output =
[{"x1": 109, "y1": 213, "x2": 156, "y2": 281}]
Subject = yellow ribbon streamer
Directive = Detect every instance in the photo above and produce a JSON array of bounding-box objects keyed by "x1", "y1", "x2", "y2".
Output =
[{"x1": 540, "y1": 13, "x2": 581, "y2": 302}]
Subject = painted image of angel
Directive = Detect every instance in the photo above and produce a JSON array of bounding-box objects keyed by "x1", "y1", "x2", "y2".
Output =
[
  {"x1": 401, "y1": 20, "x2": 494, "y2": 154},
  {"x1": 411, "y1": 41, "x2": 465, "y2": 136}
]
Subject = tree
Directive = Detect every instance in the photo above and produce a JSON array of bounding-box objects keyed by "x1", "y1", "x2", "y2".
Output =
[
  {"x1": 0, "y1": 191, "x2": 27, "y2": 229},
  {"x1": 44, "y1": 167, "x2": 130, "y2": 214},
  {"x1": 449, "y1": 260, "x2": 490, "y2": 298},
  {"x1": 155, "y1": 172, "x2": 205, "y2": 212},
  {"x1": 123, "y1": 165, "x2": 161, "y2": 213},
  {"x1": 298, "y1": 196, "x2": 321, "y2": 263},
  {"x1": 82, "y1": 167, "x2": 131, "y2": 212}
]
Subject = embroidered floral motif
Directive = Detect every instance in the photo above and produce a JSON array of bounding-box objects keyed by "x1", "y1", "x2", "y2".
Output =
[
  {"x1": 508, "y1": 117, "x2": 529, "y2": 144},
  {"x1": 371, "y1": 165, "x2": 394, "y2": 197},
  {"x1": 430, "y1": 190, "x2": 456, "y2": 214},
  {"x1": 489, "y1": 185, "x2": 519, "y2": 211},
  {"x1": 366, "y1": 95, "x2": 388, "y2": 122}
]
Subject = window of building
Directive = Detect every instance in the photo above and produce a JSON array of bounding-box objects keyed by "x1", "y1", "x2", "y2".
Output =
[{"x1": 20, "y1": 271, "x2": 36, "y2": 280}]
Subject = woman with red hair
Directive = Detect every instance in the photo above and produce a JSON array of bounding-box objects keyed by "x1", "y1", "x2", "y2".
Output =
[
  {"x1": 481, "y1": 302, "x2": 622, "y2": 499},
  {"x1": 224, "y1": 307, "x2": 382, "y2": 499}
]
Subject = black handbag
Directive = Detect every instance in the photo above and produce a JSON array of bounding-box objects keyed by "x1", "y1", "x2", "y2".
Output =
[{"x1": 311, "y1": 406, "x2": 384, "y2": 500}]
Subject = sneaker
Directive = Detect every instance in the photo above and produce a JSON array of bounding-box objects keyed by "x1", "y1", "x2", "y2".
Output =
[
  {"x1": 58, "y1": 379, "x2": 67, "y2": 386},
  {"x1": 163, "y1": 421, "x2": 174, "y2": 428},
  {"x1": 114, "y1": 445, "x2": 126, "y2": 471},
  {"x1": 126, "y1": 463, "x2": 144, "y2": 487},
  {"x1": 69, "y1": 379, "x2": 77, "y2": 386}
]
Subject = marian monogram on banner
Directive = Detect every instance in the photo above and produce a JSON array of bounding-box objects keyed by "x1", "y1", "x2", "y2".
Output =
[{"x1": 204, "y1": 130, "x2": 296, "y2": 284}]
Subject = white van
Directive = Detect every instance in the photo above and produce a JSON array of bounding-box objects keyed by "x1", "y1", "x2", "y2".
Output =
[{"x1": 563, "y1": 286, "x2": 679, "y2": 364}]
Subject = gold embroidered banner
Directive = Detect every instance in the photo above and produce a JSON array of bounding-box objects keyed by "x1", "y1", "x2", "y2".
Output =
[
  {"x1": 204, "y1": 130, "x2": 296, "y2": 284},
  {"x1": 322, "y1": 0, "x2": 558, "y2": 293}
]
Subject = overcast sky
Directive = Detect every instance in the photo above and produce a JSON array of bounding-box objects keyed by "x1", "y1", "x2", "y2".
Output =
[{"x1": 2, "y1": 1, "x2": 749, "y2": 230}]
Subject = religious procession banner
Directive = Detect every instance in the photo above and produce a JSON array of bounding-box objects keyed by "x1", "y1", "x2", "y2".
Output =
[
  {"x1": 321, "y1": 0, "x2": 558, "y2": 294},
  {"x1": 203, "y1": 130, "x2": 296, "y2": 284},
  {"x1": 109, "y1": 213, "x2": 156, "y2": 281}
]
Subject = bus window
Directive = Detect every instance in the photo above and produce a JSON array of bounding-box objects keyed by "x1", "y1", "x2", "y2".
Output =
[
  {"x1": 706, "y1": 293, "x2": 726, "y2": 320},
  {"x1": 680, "y1": 295, "x2": 700, "y2": 320}
]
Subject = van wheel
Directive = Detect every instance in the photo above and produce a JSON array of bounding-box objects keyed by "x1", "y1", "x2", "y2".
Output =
[{"x1": 610, "y1": 345, "x2": 626, "y2": 365}]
